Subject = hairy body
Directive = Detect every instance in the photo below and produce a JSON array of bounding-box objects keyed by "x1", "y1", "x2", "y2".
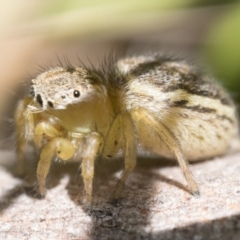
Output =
[{"x1": 14, "y1": 54, "x2": 239, "y2": 204}]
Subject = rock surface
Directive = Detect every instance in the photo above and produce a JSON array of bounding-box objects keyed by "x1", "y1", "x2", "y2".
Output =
[{"x1": 0, "y1": 150, "x2": 240, "y2": 240}]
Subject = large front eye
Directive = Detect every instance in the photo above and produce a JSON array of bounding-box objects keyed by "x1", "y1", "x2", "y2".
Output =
[
  {"x1": 73, "y1": 90, "x2": 80, "y2": 98},
  {"x1": 36, "y1": 94, "x2": 43, "y2": 107}
]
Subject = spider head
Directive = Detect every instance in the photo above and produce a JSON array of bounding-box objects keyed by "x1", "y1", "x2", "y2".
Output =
[{"x1": 30, "y1": 67, "x2": 101, "y2": 110}]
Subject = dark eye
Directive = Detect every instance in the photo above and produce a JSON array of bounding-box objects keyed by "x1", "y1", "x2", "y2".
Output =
[
  {"x1": 73, "y1": 90, "x2": 80, "y2": 98},
  {"x1": 36, "y1": 94, "x2": 43, "y2": 107},
  {"x1": 47, "y1": 101, "x2": 54, "y2": 108}
]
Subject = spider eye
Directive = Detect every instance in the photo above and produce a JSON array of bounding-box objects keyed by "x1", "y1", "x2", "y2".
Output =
[
  {"x1": 48, "y1": 101, "x2": 54, "y2": 108},
  {"x1": 36, "y1": 94, "x2": 43, "y2": 107},
  {"x1": 73, "y1": 90, "x2": 80, "y2": 98}
]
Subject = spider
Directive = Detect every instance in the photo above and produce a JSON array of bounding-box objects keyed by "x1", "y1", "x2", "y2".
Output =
[{"x1": 14, "y1": 54, "x2": 239, "y2": 204}]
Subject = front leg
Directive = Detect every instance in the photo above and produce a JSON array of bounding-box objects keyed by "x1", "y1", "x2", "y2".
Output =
[
  {"x1": 113, "y1": 112, "x2": 136, "y2": 200},
  {"x1": 81, "y1": 132, "x2": 103, "y2": 204},
  {"x1": 14, "y1": 97, "x2": 35, "y2": 175},
  {"x1": 34, "y1": 122, "x2": 62, "y2": 148},
  {"x1": 37, "y1": 137, "x2": 75, "y2": 196}
]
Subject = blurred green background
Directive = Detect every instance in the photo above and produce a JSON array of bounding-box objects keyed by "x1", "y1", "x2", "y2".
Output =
[{"x1": 0, "y1": 0, "x2": 240, "y2": 145}]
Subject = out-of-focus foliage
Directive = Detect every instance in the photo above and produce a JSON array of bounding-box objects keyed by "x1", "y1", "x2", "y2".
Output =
[
  {"x1": 22, "y1": 0, "x2": 193, "y2": 40},
  {"x1": 41, "y1": 0, "x2": 191, "y2": 15},
  {"x1": 2, "y1": 0, "x2": 195, "y2": 41},
  {"x1": 191, "y1": 0, "x2": 238, "y2": 7},
  {"x1": 204, "y1": 3, "x2": 240, "y2": 103}
]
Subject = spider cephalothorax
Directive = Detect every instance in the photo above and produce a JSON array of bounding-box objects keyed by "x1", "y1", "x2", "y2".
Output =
[{"x1": 31, "y1": 67, "x2": 105, "y2": 110}]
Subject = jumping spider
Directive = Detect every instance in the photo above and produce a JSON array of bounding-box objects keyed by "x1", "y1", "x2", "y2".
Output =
[{"x1": 14, "y1": 54, "x2": 239, "y2": 204}]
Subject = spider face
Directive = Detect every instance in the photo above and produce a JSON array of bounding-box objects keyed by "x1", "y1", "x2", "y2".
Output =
[{"x1": 31, "y1": 67, "x2": 95, "y2": 110}]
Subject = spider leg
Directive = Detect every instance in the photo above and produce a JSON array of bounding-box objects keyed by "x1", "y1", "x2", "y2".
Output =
[
  {"x1": 14, "y1": 97, "x2": 34, "y2": 175},
  {"x1": 132, "y1": 108, "x2": 199, "y2": 195},
  {"x1": 113, "y1": 112, "x2": 136, "y2": 200},
  {"x1": 81, "y1": 132, "x2": 103, "y2": 204},
  {"x1": 34, "y1": 122, "x2": 61, "y2": 148},
  {"x1": 102, "y1": 114, "x2": 123, "y2": 159},
  {"x1": 37, "y1": 137, "x2": 75, "y2": 196}
]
